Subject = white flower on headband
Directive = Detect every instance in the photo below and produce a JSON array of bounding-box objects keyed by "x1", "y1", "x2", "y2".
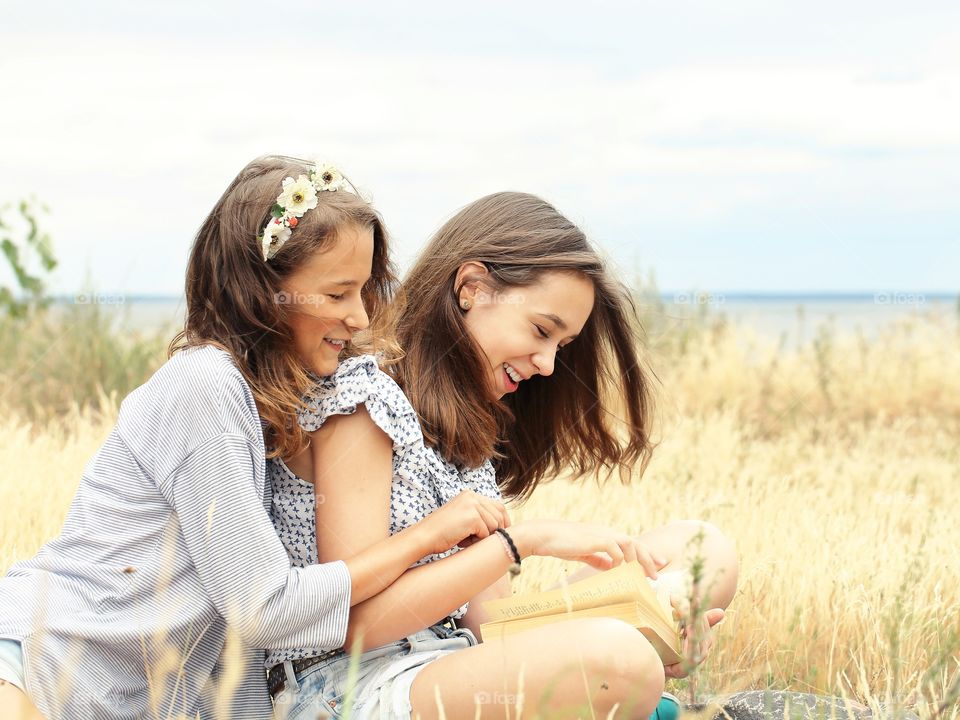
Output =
[
  {"x1": 312, "y1": 163, "x2": 347, "y2": 192},
  {"x1": 259, "y1": 161, "x2": 350, "y2": 261},
  {"x1": 277, "y1": 175, "x2": 319, "y2": 217},
  {"x1": 262, "y1": 218, "x2": 292, "y2": 261}
]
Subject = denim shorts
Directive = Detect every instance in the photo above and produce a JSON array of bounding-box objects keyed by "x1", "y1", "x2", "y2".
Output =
[
  {"x1": 0, "y1": 638, "x2": 26, "y2": 691},
  {"x1": 273, "y1": 623, "x2": 477, "y2": 720}
]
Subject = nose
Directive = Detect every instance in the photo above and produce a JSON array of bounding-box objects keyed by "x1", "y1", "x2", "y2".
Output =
[
  {"x1": 531, "y1": 349, "x2": 556, "y2": 377},
  {"x1": 345, "y1": 296, "x2": 370, "y2": 331}
]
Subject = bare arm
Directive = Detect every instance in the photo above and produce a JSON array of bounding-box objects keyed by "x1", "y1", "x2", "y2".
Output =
[
  {"x1": 310, "y1": 406, "x2": 392, "y2": 562},
  {"x1": 309, "y1": 409, "x2": 666, "y2": 651},
  {"x1": 309, "y1": 408, "x2": 517, "y2": 649},
  {"x1": 457, "y1": 574, "x2": 513, "y2": 640},
  {"x1": 347, "y1": 536, "x2": 520, "y2": 649},
  {"x1": 340, "y1": 519, "x2": 661, "y2": 650},
  {"x1": 294, "y1": 407, "x2": 503, "y2": 608}
]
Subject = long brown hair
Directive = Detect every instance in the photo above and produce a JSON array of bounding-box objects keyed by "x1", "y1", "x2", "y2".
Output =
[
  {"x1": 169, "y1": 155, "x2": 398, "y2": 459},
  {"x1": 396, "y1": 191, "x2": 655, "y2": 500}
]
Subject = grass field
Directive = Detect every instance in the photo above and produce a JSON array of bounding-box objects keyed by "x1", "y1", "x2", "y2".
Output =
[{"x1": 1, "y1": 307, "x2": 958, "y2": 718}]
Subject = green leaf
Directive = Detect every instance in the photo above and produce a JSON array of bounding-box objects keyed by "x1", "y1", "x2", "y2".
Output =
[
  {"x1": 270, "y1": 204, "x2": 285, "y2": 219},
  {"x1": 1, "y1": 237, "x2": 21, "y2": 269},
  {"x1": 1, "y1": 197, "x2": 57, "y2": 318}
]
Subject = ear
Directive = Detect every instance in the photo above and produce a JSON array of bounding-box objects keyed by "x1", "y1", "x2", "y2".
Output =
[{"x1": 454, "y1": 261, "x2": 489, "y2": 306}]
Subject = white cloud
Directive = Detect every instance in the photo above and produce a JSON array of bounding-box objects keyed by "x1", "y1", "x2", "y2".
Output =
[{"x1": 0, "y1": 15, "x2": 957, "y2": 294}]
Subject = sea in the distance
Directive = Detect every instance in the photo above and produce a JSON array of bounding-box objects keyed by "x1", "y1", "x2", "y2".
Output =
[{"x1": 55, "y1": 292, "x2": 959, "y2": 349}]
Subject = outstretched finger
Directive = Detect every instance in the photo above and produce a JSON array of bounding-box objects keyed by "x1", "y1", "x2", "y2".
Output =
[
  {"x1": 634, "y1": 542, "x2": 659, "y2": 580},
  {"x1": 604, "y1": 541, "x2": 625, "y2": 567},
  {"x1": 705, "y1": 608, "x2": 725, "y2": 627},
  {"x1": 578, "y1": 553, "x2": 615, "y2": 570},
  {"x1": 618, "y1": 537, "x2": 639, "y2": 565},
  {"x1": 663, "y1": 662, "x2": 688, "y2": 680}
]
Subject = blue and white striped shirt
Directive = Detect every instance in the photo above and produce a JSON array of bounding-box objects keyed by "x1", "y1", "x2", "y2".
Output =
[{"x1": 0, "y1": 345, "x2": 352, "y2": 719}]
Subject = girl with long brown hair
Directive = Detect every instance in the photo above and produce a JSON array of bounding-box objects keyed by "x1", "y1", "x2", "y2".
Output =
[
  {"x1": 270, "y1": 192, "x2": 738, "y2": 719},
  {"x1": 0, "y1": 156, "x2": 508, "y2": 719}
]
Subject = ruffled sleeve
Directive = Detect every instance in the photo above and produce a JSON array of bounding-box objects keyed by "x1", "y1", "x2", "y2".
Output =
[
  {"x1": 425, "y1": 454, "x2": 502, "y2": 507},
  {"x1": 297, "y1": 355, "x2": 423, "y2": 452}
]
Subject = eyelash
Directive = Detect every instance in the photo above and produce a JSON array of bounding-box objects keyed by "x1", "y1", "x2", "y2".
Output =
[
  {"x1": 534, "y1": 324, "x2": 573, "y2": 350},
  {"x1": 328, "y1": 279, "x2": 372, "y2": 303}
]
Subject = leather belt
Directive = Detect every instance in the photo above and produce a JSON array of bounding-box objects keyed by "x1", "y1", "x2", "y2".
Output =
[{"x1": 267, "y1": 646, "x2": 346, "y2": 697}]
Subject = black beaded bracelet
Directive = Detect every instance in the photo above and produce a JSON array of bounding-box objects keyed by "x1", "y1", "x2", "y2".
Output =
[{"x1": 495, "y1": 528, "x2": 522, "y2": 576}]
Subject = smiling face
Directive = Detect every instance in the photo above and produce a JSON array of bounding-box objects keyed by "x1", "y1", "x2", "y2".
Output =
[
  {"x1": 457, "y1": 265, "x2": 596, "y2": 398},
  {"x1": 280, "y1": 222, "x2": 374, "y2": 376}
]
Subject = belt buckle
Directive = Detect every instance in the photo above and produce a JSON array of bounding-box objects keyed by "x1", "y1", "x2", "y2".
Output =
[{"x1": 430, "y1": 615, "x2": 458, "y2": 639}]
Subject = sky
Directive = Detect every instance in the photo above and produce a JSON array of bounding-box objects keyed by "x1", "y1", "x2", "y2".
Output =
[{"x1": 0, "y1": 0, "x2": 957, "y2": 296}]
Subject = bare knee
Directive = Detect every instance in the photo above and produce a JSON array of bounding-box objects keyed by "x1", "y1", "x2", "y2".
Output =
[
  {"x1": 664, "y1": 519, "x2": 739, "y2": 607},
  {"x1": 576, "y1": 619, "x2": 664, "y2": 717},
  {"x1": 698, "y1": 519, "x2": 740, "y2": 603},
  {"x1": 665, "y1": 519, "x2": 731, "y2": 549}
]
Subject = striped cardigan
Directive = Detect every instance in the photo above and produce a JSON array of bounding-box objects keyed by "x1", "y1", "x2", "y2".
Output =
[{"x1": 0, "y1": 345, "x2": 351, "y2": 718}]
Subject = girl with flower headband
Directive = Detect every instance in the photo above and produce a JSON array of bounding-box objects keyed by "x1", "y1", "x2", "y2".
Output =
[
  {"x1": 267, "y1": 192, "x2": 739, "y2": 718},
  {"x1": 0, "y1": 156, "x2": 514, "y2": 719}
]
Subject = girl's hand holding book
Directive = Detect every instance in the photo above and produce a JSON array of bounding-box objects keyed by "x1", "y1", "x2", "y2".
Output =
[{"x1": 663, "y1": 602, "x2": 725, "y2": 679}]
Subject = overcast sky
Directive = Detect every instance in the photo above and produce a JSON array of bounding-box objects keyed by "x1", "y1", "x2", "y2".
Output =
[{"x1": 1, "y1": 1, "x2": 957, "y2": 295}]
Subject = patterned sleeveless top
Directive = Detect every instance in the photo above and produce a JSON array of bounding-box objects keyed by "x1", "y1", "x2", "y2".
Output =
[{"x1": 265, "y1": 355, "x2": 501, "y2": 667}]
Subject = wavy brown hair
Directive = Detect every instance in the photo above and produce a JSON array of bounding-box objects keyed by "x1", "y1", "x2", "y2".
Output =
[
  {"x1": 395, "y1": 191, "x2": 655, "y2": 500},
  {"x1": 169, "y1": 155, "x2": 398, "y2": 459}
]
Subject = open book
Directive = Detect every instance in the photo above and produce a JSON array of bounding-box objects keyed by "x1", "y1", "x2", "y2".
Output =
[{"x1": 479, "y1": 562, "x2": 683, "y2": 665}]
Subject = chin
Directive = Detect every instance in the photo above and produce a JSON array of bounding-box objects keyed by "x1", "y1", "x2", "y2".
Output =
[{"x1": 311, "y1": 357, "x2": 339, "y2": 377}]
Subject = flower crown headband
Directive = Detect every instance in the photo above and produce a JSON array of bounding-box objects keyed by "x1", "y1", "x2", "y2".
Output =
[{"x1": 260, "y1": 162, "x2": 350, "y2": 261}]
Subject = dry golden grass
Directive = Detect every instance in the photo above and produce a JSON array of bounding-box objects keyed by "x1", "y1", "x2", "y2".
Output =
[
  {"x1": 513, "y1": 312, "x2": 960, "y2": 717},
  {"x1": 2, "y1": 312, "x2": 958, "y2": 718},
  {"x1": 0, "y1": 403, "x2": 116, "y2": 570}
]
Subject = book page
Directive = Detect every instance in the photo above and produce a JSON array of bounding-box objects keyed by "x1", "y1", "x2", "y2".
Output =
[{"x1": 482, "y1": 562, "x2": 665, "y2": 622}]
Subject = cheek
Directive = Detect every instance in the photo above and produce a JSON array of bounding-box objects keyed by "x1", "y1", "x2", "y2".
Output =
[
  {"x1": 290, "y1": 313, "x2": 335, "y2": 348},
  {"x1": 467, "y1": 311, "x2": 517, "y2": 363}
]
